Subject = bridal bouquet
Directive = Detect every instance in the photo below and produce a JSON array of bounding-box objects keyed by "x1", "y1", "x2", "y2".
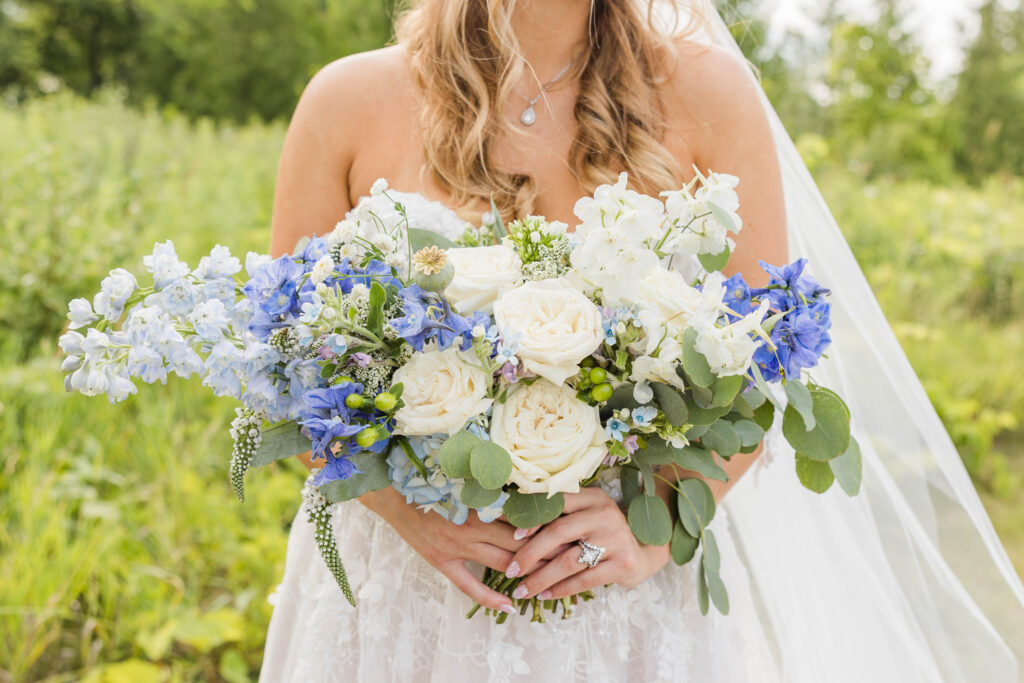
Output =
[{"x1": 61, "y1": 171, "x2": 861, "y2": 622}]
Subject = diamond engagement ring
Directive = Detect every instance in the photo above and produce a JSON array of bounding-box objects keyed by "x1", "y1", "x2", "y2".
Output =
[{"x1": 576, "y1": 540, "x2": 605, "y2": 568}]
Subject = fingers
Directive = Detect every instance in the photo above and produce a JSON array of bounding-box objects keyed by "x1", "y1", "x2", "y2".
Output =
[
  {"x1": 506, "y1": 509, "x2": 603, "y2": 577},
  {"x1": 539, "y1": 561, "x2": 620, "y2": 601},
  {"x1": 513, "y1": 525, "x2": 540, "y2": 541},
  {"x1": 442, "y1": 560, "x2": 516, "y2": 614},
  {"x1": 510, "y1": 545, "x2": 589, "y2": 600},
  {"x1": 468, "y1": 543, "x2": 515, "y2": 573},
  {"x1": 561, "y1": 487, "x2": 612, "y2": 514},
  {"x1": 469, "y1": 516, "x2": 527, "y2": 553}
]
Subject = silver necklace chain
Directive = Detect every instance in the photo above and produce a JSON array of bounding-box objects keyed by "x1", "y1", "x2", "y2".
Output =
[{"x1": 519, "y1": 58, "x2": 575, "y2": 126}]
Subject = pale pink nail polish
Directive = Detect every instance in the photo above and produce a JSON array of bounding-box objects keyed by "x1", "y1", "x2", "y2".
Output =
[
  {"x1": 498, "y1": 604, "x2": 515, "y2": 614},
  {"x1": 538, "y1": 590, "x2": 552, "y2": 600},
  {"x1": 514, "y1": 528, "x2": 528, "y2": 541},
  {"x1": 506, "y1": 561, "x2": 520, "y2": 578},
  {"x1": 512, "y1": 585, "x2": 528, "y2": 600}
]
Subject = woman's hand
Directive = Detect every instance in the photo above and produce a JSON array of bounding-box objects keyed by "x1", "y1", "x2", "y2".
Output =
[
  {"x1": 358, "y1": 486, "x2": 527, "y2": 613},
  {"x1": 503, "y1": 487, "x2": 671, "y2": 601}
]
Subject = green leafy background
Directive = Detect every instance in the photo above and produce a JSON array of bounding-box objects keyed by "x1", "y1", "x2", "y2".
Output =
[{"x1": 1, "y1": 0, "x2": 1023, "y2": 679}]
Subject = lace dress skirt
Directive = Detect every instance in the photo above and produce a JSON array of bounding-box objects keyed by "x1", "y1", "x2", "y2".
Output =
[{"x1": 258, "y1": 475, "x2": 780, "y2": 682}]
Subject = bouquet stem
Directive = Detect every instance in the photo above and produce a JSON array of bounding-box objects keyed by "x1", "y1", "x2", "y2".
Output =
[{"x1": 466, "y1": 567, "x2": 595, "y2": 622}]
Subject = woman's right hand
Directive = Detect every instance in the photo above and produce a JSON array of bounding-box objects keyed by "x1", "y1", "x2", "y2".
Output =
[{"x1": 359, "y1": 486, "x2": 526, "y2": 614}]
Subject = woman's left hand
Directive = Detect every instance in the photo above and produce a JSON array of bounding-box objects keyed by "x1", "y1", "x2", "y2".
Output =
[{"x1": 503, "y1": 487, "x2": 670, "y2": 601}]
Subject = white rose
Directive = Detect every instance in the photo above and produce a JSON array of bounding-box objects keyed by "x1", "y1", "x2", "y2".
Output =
[
  {"x1": 444, "y1": 245, "x2": 523, "y2": 314},
  {"x1": 493, "y1": 278, "x2": 603, "y2": 385},
  {"x1": 635, "y1": 266, "x2": 703, "y2": 331},
  {"x1": 392, "y1": 346, "x2": 493, "y2": 436},
  {"x1": 491, "y1": 380, "x2": 607, "y2": 497}
]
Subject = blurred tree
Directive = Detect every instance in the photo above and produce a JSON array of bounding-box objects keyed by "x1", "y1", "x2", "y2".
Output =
[
  {"x1": 0, "y1": 0, "x2": 396, "y2": 121},
  {"x1": 950, "y1": 0, "x2": 1024, "y2": 180},
  {"x1": 819, "y1": 0, "x2": 954, "y2": 180}
]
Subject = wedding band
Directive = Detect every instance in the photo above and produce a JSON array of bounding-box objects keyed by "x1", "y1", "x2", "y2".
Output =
[{"x1": 577, "y1": 539, "x2": 605, "y2": 568}]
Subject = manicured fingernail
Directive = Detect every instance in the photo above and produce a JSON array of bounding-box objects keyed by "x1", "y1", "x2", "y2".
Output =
[
  {"x1": 514, "y1": 528, "x2": 529, "y2": 540},
  {"x1": 505, "y1": 561, "x2": 520, "y2": 578},
  {"x1": 498, "y1": 604, "x2": 515, "y2": 614},
  {"x1": 538, "y1": 590, "x2": 552, "y2": 600},
  {"x1": 512, "y1": 585, "x2": 528, "y2": 600}
]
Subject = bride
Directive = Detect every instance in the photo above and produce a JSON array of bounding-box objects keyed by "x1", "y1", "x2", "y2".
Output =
[{"x1": 260, "y1": 1, "x2": 1024, "y2": 681}]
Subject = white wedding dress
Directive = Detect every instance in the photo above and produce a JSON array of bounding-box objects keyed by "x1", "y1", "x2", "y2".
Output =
[{"x1": 259, "y1": 6, "x2": 1024, "y2": 682}]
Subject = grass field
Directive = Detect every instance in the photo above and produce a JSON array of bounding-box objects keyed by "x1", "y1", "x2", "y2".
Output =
[{"x1": 1, "y1": 93, "x2": 1021, "y2": 681}]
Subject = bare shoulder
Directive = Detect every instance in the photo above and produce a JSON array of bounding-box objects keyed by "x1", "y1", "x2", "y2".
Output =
[
  {"x1": 289, "y1": 44, "x2": 413, "y2": 150},
  {"x1": 660, "y1": 41, "x2": 771, "y2": 165}
]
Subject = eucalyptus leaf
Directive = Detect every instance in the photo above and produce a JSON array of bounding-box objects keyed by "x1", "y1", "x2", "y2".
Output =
[
  {"x1": 620, "y1": 468, "x2": 642, "y2": 507},
  {"x1": 830, "y1": 436, "x2": 863, "y2": 496},
  {"x1": 684, "y1": 399, "x2": 731, "y2": 426},
  {"x1": 702, "y1": 528, "x2": 721, "y2": 573},
  {"x1": 637, "y1": 461, "x2": 656, "y2": 496},
  {"x1": 251, "y1": 422, "x2": 312, "y2": 468},
  {"x1": 437, "y1": 430, "x2": 481, "y2": 479},
  {"x1": 711, "y1": 374, "x2": 745, "y2": 407},
  {"x1": 689, "y1": 382, "x2": 715, "y2": 408},
  {"x1": 784, "y1": 381, "x2": 816, "y2": 431},
  {"x1": 682, "y1": 328, "x2": 715, "y2": 388},
  {"x1": 750, "y1": 364, "x2": 782, "y2": 411},
  {"x1": 795, "y1": 452, "x2": 836, "y2": 493},
  {"x1": 706, "y1": 567, "x2": 730, "y2": 615},
  {"x1": 676, "y1": 478, "x2": 715, "y2": 537},
  {"x1": 698, "y1": 244, "x2": 731, "y2": 273},
  {"x1": 697, "y1": 563, "x2": 710, "y2": 615},
  {"x1": 469, "y1": 441, "x2": 513, "y2": 490},
  {"x1": 627, "y1": 494, "x2": 673, "y2": 546},
  {"x1": 752, "y1": 400, "x2": 776, "y2": 432},
  {"x1": 408, "y1": 227, "x2": 456, "y2": 252},
  {"x1": 319, "y1": 452, "x2": 390, "y2": 503},
  {"x1": 708, "y1": 201, "x2": 739, "y2": 233},
  {"x1": 731, "y1": 398, "x2": 754, "y2": 419},
  {"x1": 674, "y1": 445, "x2": 728, "y2": 482},
  {"x1": 740, "y1": 387, "x2": 767, "y2": 410},
  {"x1": 633, "y1": 437, "x2": 679, "y2": 466},
  {"x1": 783, "y1": 389, "x2": 851, "y2": 461},
  {"x1": 732, "y1": 419, "x2": 766, "y2": 448},
  {"x1": 503, "y1": 490, "x2": 564, "y2": 528},
  {"x1": 652, "y1": 382, "x2": 689, "y2": 427},
  {"x1": 671, "y1": 521, "x2": 700, "y2": 565},
  {"x1": 460, "y1": 479, "x2": 502, "y2": 508},
  {"x1": 685, "y1": 424, "x2": 709, "y2": 440},
  {"x1": 701, "y1": 420, "x2": 740, "y2": 458}
]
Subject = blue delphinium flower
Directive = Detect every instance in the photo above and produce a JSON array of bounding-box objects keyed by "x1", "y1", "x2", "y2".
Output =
[
  {"x1": 301, "y1": 416, "x2": 364, "y2": 460},
  {"x1": 722, "y1": 273, "x2": 754, "y2": 319},
  {"x1": 390, "y1": 285, "x2": 484, "y2": 352},
  {"x1": 302, "y1": 381, "x2": 364, "y2": 418},
  {"x1": 243, "y1": 255, "x2": 304, "y2": 319}
]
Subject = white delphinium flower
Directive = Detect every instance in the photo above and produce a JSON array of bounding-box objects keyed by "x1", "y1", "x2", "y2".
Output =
[
  {"x1": 245, "y1": 251, "x2": 272, "y2": 276},
  {"x1": 189, "y1": 299, "x2": 230, "y2": 342},
  {"x1": 144, "y1": 241, "x2": 190, "y2": 289},
  {"x1": 154, "y1": 278, "x2": 199, "y2": 317},
  {"x1": 310, "y1": 254, "x2": 335, "y2": 285},
  {"x1": 194, "y1": 245, "x2": 242, "y2": 280},
  {"x1": 93, "y1": 268, "x2": 138, "y2": 321},
  {"x1": 67, "y1": 298, "x2": 97, "y2": 329}
]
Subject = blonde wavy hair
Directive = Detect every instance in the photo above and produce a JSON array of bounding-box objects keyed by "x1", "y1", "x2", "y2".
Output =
[{"x1": 395, "y1": 0, "x2": 710, "y2": 219}]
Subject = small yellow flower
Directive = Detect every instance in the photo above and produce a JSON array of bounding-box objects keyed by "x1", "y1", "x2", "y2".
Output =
[{"x1": 412, "y1": 246, "x2": 449, "y2": 275}]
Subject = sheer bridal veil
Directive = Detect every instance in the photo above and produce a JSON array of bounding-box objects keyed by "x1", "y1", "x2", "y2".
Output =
[{"x1": 659, "y1": 2, "x2": 1024, "y2": 680}]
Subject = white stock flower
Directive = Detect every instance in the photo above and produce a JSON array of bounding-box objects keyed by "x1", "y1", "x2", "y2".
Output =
[
  {"x1": 493, "y1": 278, "x2": 603, "y2": 385},
  {"x1": 491, "y1": 380, "x2": 606, "y2": 497},
  {"x1": 310, "y1": 254, "x2": 335, "y2": 285},
  {"x1": 391, "y1": 346, "x2": 494, "y2": 436},
  {"x1": 693, "y1": 299, "x2": 770, "y2": 377},
  {"x1": 370, "y1": 178, "x2": 388, "y2": 196},
  {"x1": 569, "y1": 233, "x2": 660, "y2": 305},
  {"x1": 444, "y1": 245, "x2": 523, "y2": 314},
  {"x1": 573, "y1": 172, "x2": 665, "y2": 246}
]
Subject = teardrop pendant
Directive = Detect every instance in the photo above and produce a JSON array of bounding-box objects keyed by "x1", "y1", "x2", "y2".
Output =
[{"x1": 520, "y1": 106, "x2": 537, "y2": 126}]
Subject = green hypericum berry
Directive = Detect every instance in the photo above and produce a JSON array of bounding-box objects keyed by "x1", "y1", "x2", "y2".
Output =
[
  {"x1": 588, "y1": 367, "x2": 607, "y2": 384},
  {"x1": 332, "y1": 375, "x2": 354, "y2": 385},
  {"x1": 580, "y1": 356, "x2": 596, "y2": 368},
  {"x1": 590, "y1": 383, "x2": 613, "y2": 402},
  {"x1": 355, "y1": 427, "x2": 378, "y2": 448},
  {"x1": 373, "y1": 392, "x2": 397, "y2": 412},
  {"x1": 345, "y1": 393, "x2": 364, "y2": 409}
]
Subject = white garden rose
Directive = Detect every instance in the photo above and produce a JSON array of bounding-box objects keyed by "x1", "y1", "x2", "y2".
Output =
[
  {"x1": 493, "y1": 278, "x2": 603, "y2": 385},
  {"x1": 491, "y1": 380, "x2": 607, "y2": 497},
  {"x1": 391, "y1": 346, "x2": 493, "y2": 436},
  {"x1": 635, "y1": 266, "x2": 703, "y2": 331},
  {"x1": 444, "y1": 245, "x2": 523, "y2": 314}
]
